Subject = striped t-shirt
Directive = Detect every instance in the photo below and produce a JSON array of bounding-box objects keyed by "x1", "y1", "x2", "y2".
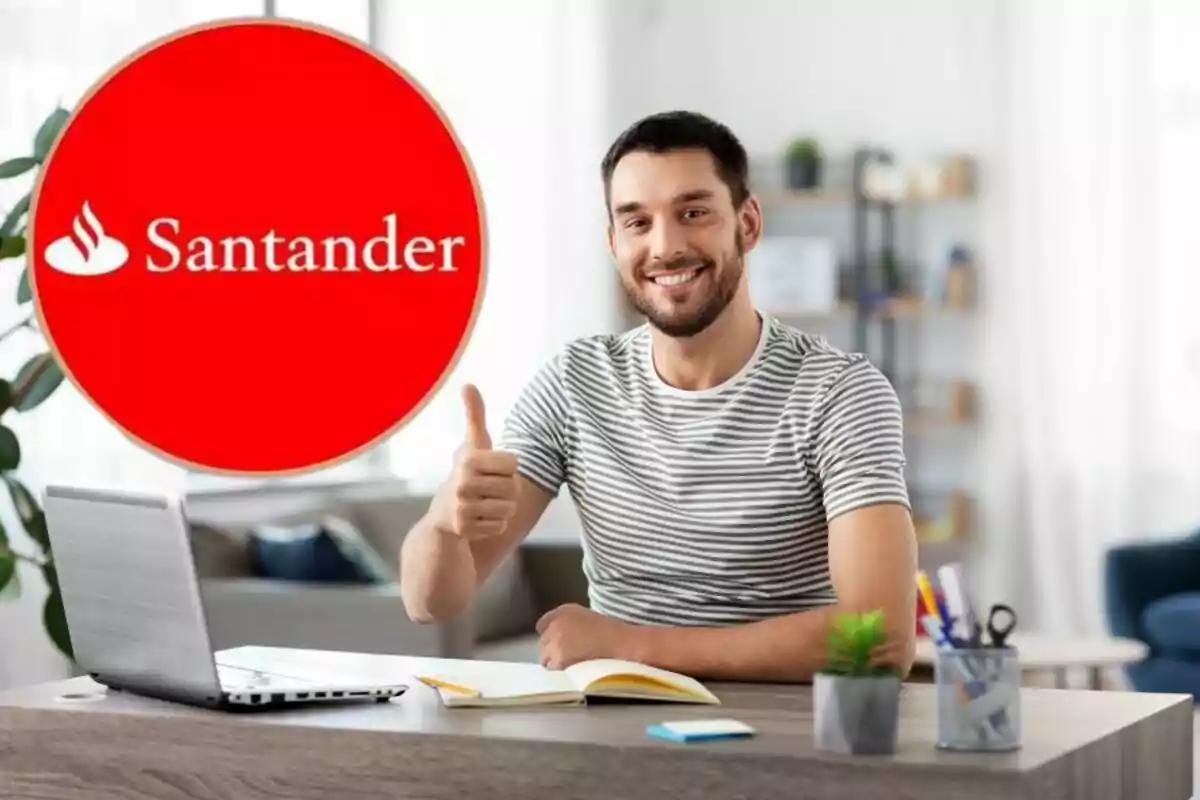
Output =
[{"x1": 497, "y1": 311, "x2": 910, "y2": 627}]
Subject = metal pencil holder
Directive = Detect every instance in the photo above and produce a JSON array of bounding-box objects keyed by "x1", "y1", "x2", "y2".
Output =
[{"x1": 934, "y1": 646, "x2": 1022, "y2": 752}]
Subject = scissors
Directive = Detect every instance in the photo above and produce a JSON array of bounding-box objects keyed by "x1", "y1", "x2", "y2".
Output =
[{"x1": 968, "y1": 603, "x2": 1018, "y2": 649}]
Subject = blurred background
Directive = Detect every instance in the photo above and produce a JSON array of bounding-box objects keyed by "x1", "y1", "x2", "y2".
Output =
[{"x1": 2, "y1": 0, "x2": 1199, "y2": 709}]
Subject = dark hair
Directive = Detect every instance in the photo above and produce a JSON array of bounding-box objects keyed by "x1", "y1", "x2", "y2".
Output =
[{"x1": 600, "y1": 110, "x2": 751, "y2": 213}]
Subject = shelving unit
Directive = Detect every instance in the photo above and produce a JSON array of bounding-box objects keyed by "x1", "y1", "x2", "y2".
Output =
[{"x1": 756, "y1": 146, "x2": 980, "y2": 567}]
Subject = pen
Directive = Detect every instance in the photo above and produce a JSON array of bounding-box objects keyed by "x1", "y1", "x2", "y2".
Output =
[
  {"x1": 935, "y1": 594, "x2": 953, "y2": 639},
  {"x1": 937, "y1": 563, "x2": 977, "y2": 643},
  {"x1": 921, "y1": 614, "x2": 978, "y2": 684},
  {"x1": 921, "y1": 614, "x2": 982, "y2": 691},
  {"x1": 417, "y1": 675, "x2": 481, "y2": 697},
  {"x1": 916, "y1": 571, "x2": 942, "y2": 626}
]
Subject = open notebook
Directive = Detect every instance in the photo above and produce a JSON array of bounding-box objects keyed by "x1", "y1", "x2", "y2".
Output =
[{"x1": 415, "y1": 658, "x2": 720, "y2": 708}]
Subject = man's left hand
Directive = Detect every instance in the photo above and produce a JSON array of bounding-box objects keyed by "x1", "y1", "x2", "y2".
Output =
[{"x1": 535, "y1": 603, "x2": 641, "y2": 669}]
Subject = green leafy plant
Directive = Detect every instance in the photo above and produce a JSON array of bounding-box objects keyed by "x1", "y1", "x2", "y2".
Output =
[
  {"x1": 785, "y1": 136, "x2": 822, "y2": 162},
  {"x1": 0, "y1": 106, "x2": 74, "y2": 661},
  {"x1": 822, "y1": 609, "x2": 894, "y2": 678},
  {"x1": 784, "y1": 136, "x2": 823, "y2": 190}
]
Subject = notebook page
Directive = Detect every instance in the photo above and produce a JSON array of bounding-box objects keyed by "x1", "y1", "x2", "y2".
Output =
[
  {"x1": 564, "y1": 659, "x2": 717, "y2": 701},
  {"x1": 417, "y1": 660, "x2": 579, "y2": 701}
]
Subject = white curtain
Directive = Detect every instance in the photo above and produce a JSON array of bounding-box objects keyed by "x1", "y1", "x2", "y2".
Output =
[
  {"x1": 374, "y1": 0, "x2": 623, "y2": 492},
  {"x1": 980, "y1": 0, "x2": 1200, "y2": 636}
]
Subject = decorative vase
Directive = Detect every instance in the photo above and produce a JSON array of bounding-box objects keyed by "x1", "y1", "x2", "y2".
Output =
[
  {"x1": 813, "y1": 672, "x2": 901, "y2": 755},
  {"x1": 786, "y1": 155, "x2": 821, "y2": 189}
]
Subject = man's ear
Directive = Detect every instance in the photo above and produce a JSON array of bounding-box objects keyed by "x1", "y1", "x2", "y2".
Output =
[
  {"x1": 606, "y1": 223, "x2": 616, "y2": 259},
  {"x1": 740, "y1": 195, "x2": 764, "y2": 252}
]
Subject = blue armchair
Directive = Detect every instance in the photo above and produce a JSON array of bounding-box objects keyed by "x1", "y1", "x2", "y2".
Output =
[{"x1": 1104, "y1": 528, "x2": 1200, "y2": 698}]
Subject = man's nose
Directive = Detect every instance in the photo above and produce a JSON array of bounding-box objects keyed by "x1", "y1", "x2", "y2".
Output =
[{"x1": 648, "y1": 220, "x2": 687, "y2": 265}]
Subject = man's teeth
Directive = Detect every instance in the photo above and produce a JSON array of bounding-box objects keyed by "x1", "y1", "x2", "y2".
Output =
[{"x1": 654, "y1": 269, "x2": 699, "y2": 286}]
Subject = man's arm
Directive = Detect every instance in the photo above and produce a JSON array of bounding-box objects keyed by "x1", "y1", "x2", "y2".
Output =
[
  {"x1": 401, "y1": 358, "x2": 570, "y2": 624},
  {"x1": 622, "y1": 502, "x2": 917, "y2": 682},
  {"x1": 400, "y1": 471, "x2": 552, "y2": 624}
]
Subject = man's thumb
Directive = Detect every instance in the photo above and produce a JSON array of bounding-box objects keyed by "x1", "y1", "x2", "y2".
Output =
[{"x1": 462, "y1": 383, "x2": 492, "y2": 449}]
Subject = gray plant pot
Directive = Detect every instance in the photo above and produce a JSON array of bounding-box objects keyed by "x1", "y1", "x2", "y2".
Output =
[
  {"x1": 786, "y1": 156, "x2": 821, "y2": 189},
  {"x1": 813, "y1": 672, "x2": 901, "y2": 755}
]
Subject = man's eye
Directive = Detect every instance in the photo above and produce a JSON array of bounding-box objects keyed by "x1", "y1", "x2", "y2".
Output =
[
  {"x1": 684, "y1": 208, "x2": 708, "y2": 219},
  {"x1": 625, "y1": 219, "x2": 647, "y2": 230}
]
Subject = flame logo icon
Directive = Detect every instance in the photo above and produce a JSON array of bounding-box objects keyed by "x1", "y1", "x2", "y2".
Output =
[{"x1": 43, "y1": 201, "x2": 129, "y2": 276}]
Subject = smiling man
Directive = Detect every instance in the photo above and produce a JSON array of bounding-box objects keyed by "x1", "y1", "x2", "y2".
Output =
[{"x1": 400, "y1": 110, "x2": 918, "y2": 683}]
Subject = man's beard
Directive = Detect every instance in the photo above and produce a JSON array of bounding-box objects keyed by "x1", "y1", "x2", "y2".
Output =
[{"x1": 622, "y1": 232, "x2": 744, "y2": 338}]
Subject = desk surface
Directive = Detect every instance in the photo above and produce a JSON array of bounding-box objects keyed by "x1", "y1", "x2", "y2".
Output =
[{"x1": 0, "y1": 646, "x2": 1192, "y2": 800}]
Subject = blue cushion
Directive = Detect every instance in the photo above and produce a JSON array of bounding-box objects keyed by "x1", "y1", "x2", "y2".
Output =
[
  {"x1": 248, "y1": 518, "x2": 388, "y2": 584},
  {"x1": 1125, "y1": 656, "x2": 1200, "y2": 698},
  {"x1": 1104, "y1": 531, "x2": 1200, "y2": 642},
  {"x1": 1141, "y1": 592, "x2": 1200, "y2": 655}
]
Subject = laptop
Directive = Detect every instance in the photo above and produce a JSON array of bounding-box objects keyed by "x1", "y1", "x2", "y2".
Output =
[{"x1": 42, "y1": 484, "x2": 409, "y2": 711}]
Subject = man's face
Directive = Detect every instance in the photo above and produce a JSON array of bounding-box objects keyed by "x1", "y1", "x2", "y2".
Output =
[{"x1": 607, "y1": 149, "x2": 756, "y2": 338}]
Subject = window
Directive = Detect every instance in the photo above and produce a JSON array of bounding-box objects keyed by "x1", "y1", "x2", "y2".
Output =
[
  {"x1": 370, "y1": 0, "x2": 619, "y2": 492},
  {"x1": 184, "y1": 0, "x2": 381, "y2": 492},
  {"x1": 271, "y1": 0, "x2": 370, "y2": 42}
]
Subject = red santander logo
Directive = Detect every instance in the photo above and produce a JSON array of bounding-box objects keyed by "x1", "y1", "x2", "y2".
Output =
[{"x1": 29, "y1": 18, "x2": 485, "y2": 475}]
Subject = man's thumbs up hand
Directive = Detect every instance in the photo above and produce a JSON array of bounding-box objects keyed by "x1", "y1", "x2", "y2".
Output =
[
  {"x1": 433, "y1": 384, "x2": 519, "y2": 542},
  {"x1": 462, "y1": 383, "x2": 492, "y2": 450}
]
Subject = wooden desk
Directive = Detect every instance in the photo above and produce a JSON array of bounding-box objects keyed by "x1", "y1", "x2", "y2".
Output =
[{"x1": 0, "y1": 647, "x2": 1192, "y2": 800}]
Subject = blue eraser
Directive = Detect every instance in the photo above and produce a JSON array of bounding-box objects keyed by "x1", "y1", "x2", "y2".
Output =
[{"x1": 646, "y1": 719, "x2": 756, "y2": 743}]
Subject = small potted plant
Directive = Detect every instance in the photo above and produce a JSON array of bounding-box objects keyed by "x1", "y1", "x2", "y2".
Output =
[
  {"x1": 813, "y1": 610, "x2": 902, "y2": 755},
  {"x1": 784, "y1": 137, "x2": 822, "y2": 189}
]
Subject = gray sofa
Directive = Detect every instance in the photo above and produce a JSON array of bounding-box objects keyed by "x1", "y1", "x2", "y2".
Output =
[{"x1": 185, "y1": 479, "x2": 588, "y2": 664}]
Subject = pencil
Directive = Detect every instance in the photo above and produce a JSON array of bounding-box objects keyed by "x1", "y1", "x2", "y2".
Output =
[
  {"x1": 417, "y1": 675, "x2": 482, "y2": 697},
  {"x1": 916, "y1": 571, "x2": 941, "y2": 624}
]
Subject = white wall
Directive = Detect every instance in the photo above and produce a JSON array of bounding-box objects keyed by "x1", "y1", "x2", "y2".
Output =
[
  {"x1": 601, "y1": 0, "x2": 1006, "y2": 581},
  {"x1": 605, "y1": 0, "x2": 999, "y2": 158},
  {"x1": 600, "y1": 0, "x2": 1003, "y2": 353}
]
